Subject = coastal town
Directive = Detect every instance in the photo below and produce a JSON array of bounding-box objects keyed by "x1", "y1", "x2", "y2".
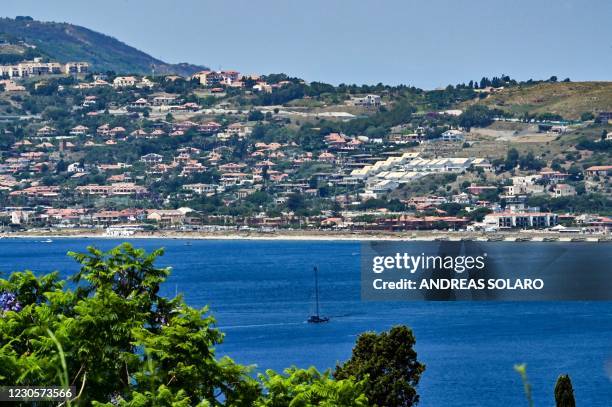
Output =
[{"x1": 1, "y1": 55, "x2": 611, "y2": 240}]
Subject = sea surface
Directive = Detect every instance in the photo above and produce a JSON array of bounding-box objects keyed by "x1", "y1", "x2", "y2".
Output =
[{"x1": 0, "y1": 238, "x2": 610, "y2": 406}]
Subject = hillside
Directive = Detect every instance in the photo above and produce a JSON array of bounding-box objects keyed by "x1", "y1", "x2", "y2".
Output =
[
  {"x1": 463, "y1": 81, "x2": 612, "y2": 120},
  {"x1": 0, "y1": 17, "x2": 206, "y2": 76}
]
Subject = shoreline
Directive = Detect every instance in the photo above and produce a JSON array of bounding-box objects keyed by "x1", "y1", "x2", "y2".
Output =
[{"x1": 1, "y1": 229, "x2": 610, "y2": 242}]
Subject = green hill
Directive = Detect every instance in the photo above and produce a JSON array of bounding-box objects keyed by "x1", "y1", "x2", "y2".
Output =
[
  {"x1": 462, "y1": 81, "x2": 612, "y2": 120},
  {"x1": 0, "y1": 16, "x2": 207, "y2": 76}
]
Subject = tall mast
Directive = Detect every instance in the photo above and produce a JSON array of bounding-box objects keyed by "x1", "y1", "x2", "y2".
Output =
[{"x1": 314, "y1": 266, "x2": 319, "y2": 317}]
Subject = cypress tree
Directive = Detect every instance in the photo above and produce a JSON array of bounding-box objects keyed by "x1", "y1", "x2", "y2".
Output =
[{"x1": 554, "y1": 374, "x2": 576, "y2": 407}]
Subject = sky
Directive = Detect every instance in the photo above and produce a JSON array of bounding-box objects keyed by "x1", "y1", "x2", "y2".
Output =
[{"x1": 2, "y1": 0, "x2": 612, "y2": 89}]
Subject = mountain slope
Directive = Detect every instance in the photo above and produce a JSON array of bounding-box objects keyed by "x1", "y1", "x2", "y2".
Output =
[
  {"x1": 462, "y1": 81, "x2": 612, "y2": 120},
  {"x1": 0, "y1": 17, "x2": 207, "y2": 76}
]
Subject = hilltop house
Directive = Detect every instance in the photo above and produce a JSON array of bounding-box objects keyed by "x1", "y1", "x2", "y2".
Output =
[
  {"x1": 113, "y1": 76, "x2": 137, "y2": 88},
  {"x1": 348, "y1": 94, "x2": 381, "y2": 107},
  {"x1": 585, "y1": 165, "x2": 612, "y2": 177},
  {"x1": 192, "y1": 71, "x2": 223, "y2": 87},
  {"x1": 441, "y1": 129, "x2": 465, "y2": 142}
]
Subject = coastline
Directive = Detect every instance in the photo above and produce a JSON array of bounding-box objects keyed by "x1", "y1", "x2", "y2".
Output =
[{"x1": 1, "y1": 229, "x2": 610, "y2": 242}]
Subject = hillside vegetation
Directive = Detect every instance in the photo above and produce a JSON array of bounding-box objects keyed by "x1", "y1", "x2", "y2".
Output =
[
  {"x1": 464, "y1": 81, "x2": 612, "y2": 120},
  {"x1": 0, "y1": 17, "x2": 206, "y2": 76}
]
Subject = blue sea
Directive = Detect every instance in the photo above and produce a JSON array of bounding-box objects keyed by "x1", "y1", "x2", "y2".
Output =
[{"x1": 0, "y1": 238, "x2": 610, "y2": 406}]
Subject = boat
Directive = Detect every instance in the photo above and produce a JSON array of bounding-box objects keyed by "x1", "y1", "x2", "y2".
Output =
[
  {"x1": 434, "y1": 237, "x2": 449, "y2": 241},
  {"x1": 487, "y1": 236, "x2": 504, "y2": 242},
  {"x1": 542, "y1": 237, "x2": 559, "y2": 242},
  {"x1": 570, "y1": 237, "x2": 586, "y2": 242},
  {"x1": 41, "y1": 238, "x2": 53, "y2": 243},
  {"x1": 307, "y1": 266, "x2": 329, "y2": 324}
]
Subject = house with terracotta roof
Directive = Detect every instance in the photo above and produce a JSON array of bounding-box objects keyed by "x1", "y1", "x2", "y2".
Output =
[
  {"x1": 109, "y1": 127, "x2": 126, "y2": 137},
  {"x1": 131, "y1": 129, "x2": 149, "y2": 138},
  {"x1": 36, "y1": 126, "x2": 57, "y2": 137},
  {"x1": 324, "y1": 132, "x2": 349, "y2": 150},
  {"x1": 585, "y1": 165, "x2": 612, "y2": 177},
  {"x1": 198, "y1": 121, "x2": 221, "y2": 134},
  {"x1": 130, "y1": 98, "x2": 149, "y2": 108},
  {"x1": 173, "y1": 121, "x2": 197, "y2": 131},
  {"x1": 9, "y1": 185, "x2": 60, "y2": 198},
  {"x1": 70, "y1": 125, "x2": 89, "y2": 136},
  {"x1": 191, "y1": 70, "x2": 223, "y2": 87},
  {"x1": 219, "y1": 163, "x2": 247, "y2": 172},
  {"x1": 150, "y1": 129, "x2": 166, "y2": 137},
  {"x1": 44, "y1": 208, "x2": 87, "y2": 224},
  {"x1": 318, "y1": 152, "x2": 336, "y2": 163},
  {"x1": 92, "y1": 209, "x2": 144, "y2": 225},
  {"x1": 146, "y1": 208, "x2": 193, "y2": 226}
]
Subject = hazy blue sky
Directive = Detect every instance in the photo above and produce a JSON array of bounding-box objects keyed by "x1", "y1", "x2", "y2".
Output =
[{"x1": 3, "y1": 0, "x2": 611, "y2": 88}]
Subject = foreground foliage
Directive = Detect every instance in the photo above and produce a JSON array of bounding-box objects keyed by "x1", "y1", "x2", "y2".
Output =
[
  {"x1": 335, "y1": 326, "x2": 425, "y2": 407},
  {"x1": 0, "y1": 243, "x2": 381, "y2": 406}
]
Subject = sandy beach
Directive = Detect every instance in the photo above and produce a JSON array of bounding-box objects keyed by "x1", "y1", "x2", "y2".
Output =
[{"x1": 1, "y1": 228, "x2": 610, "y2": 242}]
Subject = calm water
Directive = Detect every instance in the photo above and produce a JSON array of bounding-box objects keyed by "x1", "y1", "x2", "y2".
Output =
[{"x1": 0, "y1": 238, "x2": 610, "y2": 406}]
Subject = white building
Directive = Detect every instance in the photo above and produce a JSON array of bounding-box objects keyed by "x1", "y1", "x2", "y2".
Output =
[
  {"x1": 0, "y1": 59, "x2": 87, "y2": 79},
  {"x1": 483, "y1": 212, "x2": 558, "y2": 229},
  {"x1": 140, "y1": 153, "x2": 163, "y2": 164},
  {"x1": 183, "y1": 183, "x2": 222, "y2": 196},
  {"x1": 67, "y1": 163, "x2": 86, "y2": 173},
  {"x1": 349, "y1": 94, "x2": 381, "y2": 107},
  {"x1": 113, "y1": 76, "x2": 138, "y2": 88},
  {"x1": 441, "y1": 129, "x2": 465, "y2": 142}
]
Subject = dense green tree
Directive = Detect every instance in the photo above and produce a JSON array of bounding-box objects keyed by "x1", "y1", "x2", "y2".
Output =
[
  {"x1": 464, "y1": 207, "x2": 492, "y2": 222},
  {"x1": 519, "y1": 152, "x2": 545, "y2": 171},
  {"x1": 248, "y1": 110, "x2": 265, "y2": 121},
  {"x1": 505, "y1": 148, "x2": 520, "y2": 169},
  {"x1": 286, "y1": 193, "x2": 307, "y2": 213},
  {"x1": 438, "y1": 202, "x2": 463, "y2": 216},
  {"x1": 335, "y1": 326, "x2": 425, "y2": 407},
  {"x1": 459, "y1": 105, "x2": 496, "y2": 129},
  {"x1": 580, "y1": 112, "x2": 595, "y2": 122},
  {"x1": 246, "y1": 190, "x2": 272, "y2": 206}
]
